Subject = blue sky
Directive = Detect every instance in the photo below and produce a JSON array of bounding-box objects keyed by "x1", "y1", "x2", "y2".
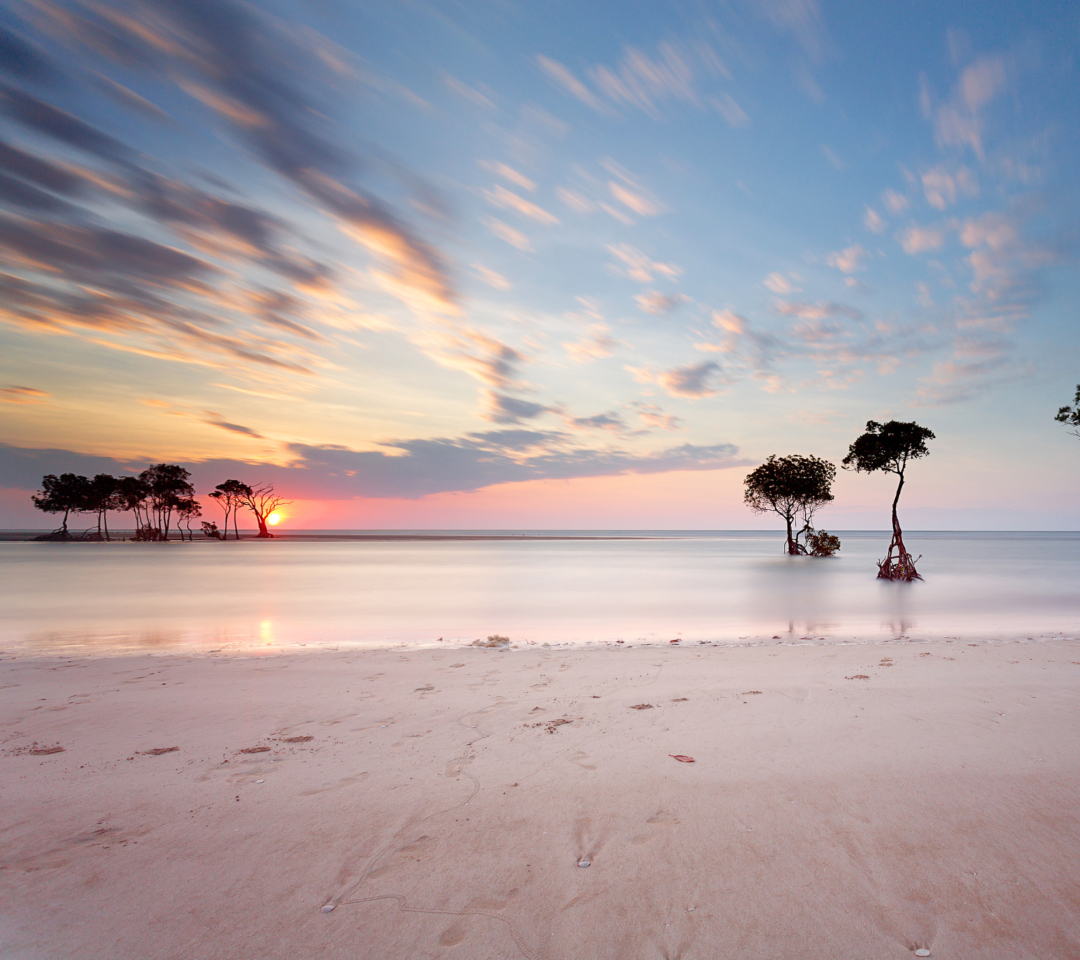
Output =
[{"x1": 0, "y1": 0, "x2": 1077, "y2": 527}]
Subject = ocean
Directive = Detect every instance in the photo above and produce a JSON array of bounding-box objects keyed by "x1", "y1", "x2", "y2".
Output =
[{"x1": 1, "y1": 531, "x2": 1077, "y2": 655}]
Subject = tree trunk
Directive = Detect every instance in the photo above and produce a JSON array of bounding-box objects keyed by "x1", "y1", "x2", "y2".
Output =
[
  {"x1": 878, "y1": 471, "x2": 922, "y2": 581},
  {"x1": 103, "y1": 510, "x2": 110, "y2": 541},
  {"x1": 255, "y1": 513, "x2": 271, "y2": 538},
  {"x1": 785, "y1": 514, "x2": 795, "y2": 555}
]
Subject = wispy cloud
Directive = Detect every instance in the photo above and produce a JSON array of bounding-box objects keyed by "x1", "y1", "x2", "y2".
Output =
[
  {"x1": 629, "y1": 360, "x2": 724, "y2": 398},
  {"x1": 921, "y1": 55, "x2": 1009, "y2": 160},
  {"x1": 607, "y1": 244, "x2": 682, "y2": 284},
  {"x1": 563, "y1": 324, "x2": 619, "y2": 363},
  {"x1": 483, "y1": 184, "x2": 559, "y2": 225},
  {"x1": 921, "y1": 165, "x2": 978, "y2": 210},
  {"x1": 635, "y1": 290, "x2": 684, "y2": 315},
  {"x1": 826, "y1": 244, "x2": 869, "y2": 274},
  {"x1": 0, "y1": 384, "x2": 48, "y2": 404},
  {"x1": 483, "y1": 216, "x2": 532, "y2": 251}
]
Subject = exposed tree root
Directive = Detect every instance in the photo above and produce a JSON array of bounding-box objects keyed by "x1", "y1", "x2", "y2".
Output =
[{"x1": 877, "y1": 530, "x2": 922, "y2": 581}]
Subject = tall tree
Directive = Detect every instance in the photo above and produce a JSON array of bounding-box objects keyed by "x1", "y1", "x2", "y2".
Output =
[
  {"x1": 1055, "y1": 384, "x2": 1080, "y2": 438},
  {"x1": 240, "y1": 483, "x2": 291, "y2": 538},
  {"x1": 139, "y1": 464, "x2": 195, "y2": 541},
  {"x1": 85, "y1": 474, "x2": 118, "y2": 540},
  {"x1": 744, "y1": 455, "x2": 836, "y2": 555},
  {"x1": 113, "y1": 475, "x2": 151, "y2": 537},
  {"x1": 31, "y1": 473, "x2": 91, "y2": 537},
  {"x1": 842, "y1": 420, "x2": 935, "y2": 581},
  {"x1": 175, "y1": 497, "x2": 202, "y2": 541},
  {"x1": 208, "y1": 480, "x2": 251, "y2": 540}
]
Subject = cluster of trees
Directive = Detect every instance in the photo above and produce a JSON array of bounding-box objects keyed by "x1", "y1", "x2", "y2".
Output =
[
  {"x1": 31, "y1": 466, "x2": 289, "y2": 542},
  {"x1": 744, "y1": 419, "x2": 935, "y2": 582}
]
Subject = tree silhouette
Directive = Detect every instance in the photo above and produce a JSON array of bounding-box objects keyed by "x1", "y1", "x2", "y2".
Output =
[
  {"x1": 113, "y1": 475, "x2": 151, "y2": 537},
  {"x1": 240, "y1": 483, "x2": 291, "y2": 538},
  {"x1": 208, "y1": 480, "x2": 251, "y2": 540},
  {"x1": 138, "y1": 464, "x2": 195, "y2": 541},
  {"x1": 744, "y1": 454, "x2": 836, "y2": 555},
  {"x1": 175, "y1": 497, "x2": 202, "y2": 541},
  {"x1": 32, "y1": 473, "x2": 91, "y2": 537},
  {"x1": 1055, "y1": 384, "x2": 1080, "y2": 438},
  {"x1": 842, "y1": 420, "x2": 934, "y2": 581},
  {"x1": 85, "y1": 474, "x2": 118, "y2": 540}
]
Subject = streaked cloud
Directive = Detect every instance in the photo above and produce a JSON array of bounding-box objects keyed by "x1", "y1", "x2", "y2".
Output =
[
  {"x1": 471, "y1": 262, "x2": 511, "y2": 290},
  {"x1": 483, "y1": 216, "x2": 532, "y2": 250},
  {"x1": 563, "y1": 324, "x2": 619, "y2": 363},
  {"x1": 629, "y1": 360, "x2": 724, "y2": 398},
  {"x1": 0, "y1": 437, "x2": 749, "y2": 500},
  {"x1": 483, "y1": 184, "x2": 559, "y2": 225},
  {"x1": 0, "y1": 384, "x2": 48, "y2": 404},
  {"x1": 635, "y1": 290, "x2": 684, "y2": 315},
  {"x1": 606, "y1": 243, "x2": 683, "y2": 284},
  {"x1": 863, "y1": 207, "x2": 886, "y2": 233}
]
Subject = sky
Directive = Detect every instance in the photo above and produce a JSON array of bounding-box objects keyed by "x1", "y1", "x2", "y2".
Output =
[{"x1": 0, "y1": 0, "x2": 1077, "y2": 529}]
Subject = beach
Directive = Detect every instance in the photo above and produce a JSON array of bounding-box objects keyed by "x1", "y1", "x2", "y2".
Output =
[{"x1": 3, "y1": 638, "x2": 1079, "y2": 959}]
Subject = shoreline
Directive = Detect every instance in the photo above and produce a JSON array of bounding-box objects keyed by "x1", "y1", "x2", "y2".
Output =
[
  {"x1": 2, "y1": 630, "x2": 1077, "y2": 660},
  {"x1": 4, "y1": 639, "x2": 1080, "y2": 958}
]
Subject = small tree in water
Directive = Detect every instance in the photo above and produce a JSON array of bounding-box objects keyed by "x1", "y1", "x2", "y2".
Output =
[
  {"x1": 744, "y1": 455, "x2": 837, "y2": 555},
  {"x1": 842, "y1": 420, "x2": 934, "y2": 581}
]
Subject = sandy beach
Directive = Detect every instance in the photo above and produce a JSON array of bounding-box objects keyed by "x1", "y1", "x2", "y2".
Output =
[{"x1": 3, "y1": 638, "x2": 1080, "y2": 959}]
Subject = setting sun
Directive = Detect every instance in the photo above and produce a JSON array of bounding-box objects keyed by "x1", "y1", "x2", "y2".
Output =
[{"x1": 267, "y1": 512, "x2": 281, "y2": 526}]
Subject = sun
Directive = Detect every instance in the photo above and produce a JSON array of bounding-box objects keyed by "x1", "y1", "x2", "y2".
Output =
[{"x1": 267, "y1": 512, "x2": 282, "y2": 526}]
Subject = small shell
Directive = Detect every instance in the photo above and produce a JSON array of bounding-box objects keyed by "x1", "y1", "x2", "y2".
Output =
[
  {"x1": 577, "y1": 859, "x2": 591, "y2": 868},
  {"x1": 320, "y1": 904, "x2": 336, "y2": 914},
  {"x1": 914, "y1": 950, "x2": 931, "y2": 957}
]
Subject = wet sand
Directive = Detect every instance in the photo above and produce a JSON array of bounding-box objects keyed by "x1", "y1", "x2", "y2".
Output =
[{"x1": 2, "y1": 639, "x2": 1079, "y2": 959}]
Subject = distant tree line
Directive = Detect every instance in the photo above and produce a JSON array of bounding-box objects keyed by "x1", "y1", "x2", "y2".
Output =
[{"x1": 31, "y1": 466, "x2": 290, "y2": 542}]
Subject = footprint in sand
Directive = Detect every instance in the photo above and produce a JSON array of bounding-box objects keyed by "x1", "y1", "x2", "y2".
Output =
[
  {"x1": 298, "y1": 772, "x2": 368, "y2": 796},
  {"x1": 632, "y1": 810, "x2": 680, "y2": 844},
  {"x1": 438, "y1": 923, "x2": 467, "y2": 946},
  {"x1": 444, "y1": 755, "x2": 474, "y2": 778},
  {"x1": 568, "y1": 750, "x2": 597, "y2": 771}
]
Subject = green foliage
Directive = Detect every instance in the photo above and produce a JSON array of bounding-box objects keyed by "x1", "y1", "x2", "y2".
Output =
[
  {"x1": 744, "y1": 454, "x2": 836, "y2": 554},
  {"x1": 806, "y1": 530, "x2": 841, "y2": 557},
  {"x1": 1055, "y1": 384, "x2": 1080, "y2": 435},
  {"x1": 841, "y1": 420, "x2": 935, "y2": 476}
]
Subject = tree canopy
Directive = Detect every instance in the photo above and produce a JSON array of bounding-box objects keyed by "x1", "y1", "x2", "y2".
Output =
[
  {"x1": 842, "y1": 420, "x2": 935, "y2": 581},
  {"x1": 1055, "y1": 384, "x2": 1080, "y2": 437},
  {"x1": 841, "y1": 420, "x2": 934, "y2": 477},
  {"x1": 744, "y1": 454, "x2": 836, "y2": 555}
]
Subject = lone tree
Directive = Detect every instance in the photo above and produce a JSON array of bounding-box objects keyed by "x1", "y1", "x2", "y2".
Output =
[
  {"x1": 842, "y1": 420, "x2": 935, "y2": 581},
  {"x1": 1055, "y1": 384, "x2": 1080, "y2": 438},
  {"x1": 208, "y1": 479, "x2": 251, "y2": 540},
  {"x1": 744, "y1": 454, "x2": 837, "y2": 555},
  {"x1": 240, "y1": 483, "x2": 290, "y2": 538},
  {"x1": 32, "y1": 473, "x2": 91, "y2": 537}
]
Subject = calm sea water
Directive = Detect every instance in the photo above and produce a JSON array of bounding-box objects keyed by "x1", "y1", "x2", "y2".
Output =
[{"x1": 0, "y1": 531, "x2": 1077, "y2": 655}]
